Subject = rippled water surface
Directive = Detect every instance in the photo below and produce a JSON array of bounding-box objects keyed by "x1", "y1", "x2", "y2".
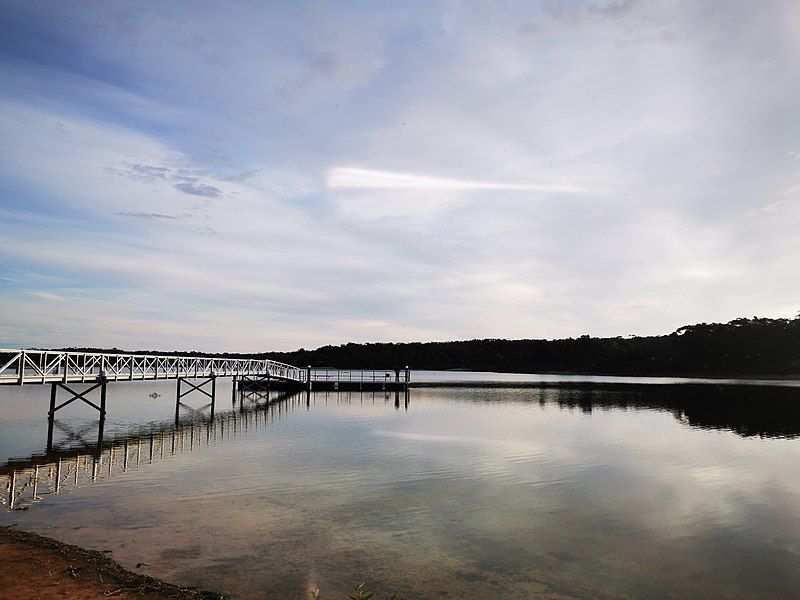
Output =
[{"x1": 2, "y1": 376, "x2": 800, "y2": 598}]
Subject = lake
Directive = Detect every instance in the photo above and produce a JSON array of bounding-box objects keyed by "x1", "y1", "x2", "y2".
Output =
[{"x1": 2, "y1": 373, "x2": 800, "y2": 598}]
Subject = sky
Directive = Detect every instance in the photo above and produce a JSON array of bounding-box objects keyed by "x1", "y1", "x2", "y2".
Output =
[{"x1": 0, "y1": 0, "x2": 798, "y2": 352}]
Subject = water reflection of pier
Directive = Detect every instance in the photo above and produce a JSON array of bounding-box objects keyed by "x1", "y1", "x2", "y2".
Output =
[{"x1": 2, "y1": 388, "x2": 409, "y2": 511}]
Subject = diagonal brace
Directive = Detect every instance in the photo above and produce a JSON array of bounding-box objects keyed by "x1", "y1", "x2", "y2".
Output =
[
  {"x1": 178, "y1": 377, "x2": 214, "y2": 400},
  {"x1": 52, "y1": 382, "x2": 104, "y2": 414}
]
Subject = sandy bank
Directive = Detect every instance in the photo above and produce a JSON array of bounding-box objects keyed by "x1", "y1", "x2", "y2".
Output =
[{"x1": 0, "y1": 526, "x2": 223, "y2": 599}]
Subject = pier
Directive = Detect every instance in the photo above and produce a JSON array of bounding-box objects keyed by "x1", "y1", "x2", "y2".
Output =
[
  {"x1": 0, "y1": 349, "x2": 410, "y2": 457},
  {"x1": 0, "y1": 348, "x2": 409, "y2": 410}
]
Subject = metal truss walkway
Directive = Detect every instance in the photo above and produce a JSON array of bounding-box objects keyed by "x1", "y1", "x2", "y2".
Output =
[
  {"x1": 0, "y1": 349, "x2": 306, "y2": 386},
  {"x1": 0, "y1": 348, "x2": 410, "y2": 432}
]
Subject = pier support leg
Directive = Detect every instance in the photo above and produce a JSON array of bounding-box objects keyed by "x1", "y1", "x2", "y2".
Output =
[
  {"x1": 175, "y1": 375, "x2": 217, "y2": 424},
  {"x1": 47, "y1": 383, "x2": 57, "y2": 451},
  {"x1": 100, "y1": 378, "x2": 107, "y2": 420},
  {"x1": 175, "y1": 378, "x2": 181, "y2": 425},
  {"x1": 210, "y1": 375, "x2": 216, "y2": 421},
  {"x1": 46, "y1": 378, "x2": 107, "y2": 453},
  {"x1": 96, "y1": 414, "x2": 105, "y2": 456},
  {"x1": 46, "y1": 417, "x2": 55, "y2": 453}
]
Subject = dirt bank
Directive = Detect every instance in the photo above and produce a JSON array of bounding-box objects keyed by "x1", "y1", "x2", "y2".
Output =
[{"x1": 0, "y1": 526, "x2": 223, "y2": 599}]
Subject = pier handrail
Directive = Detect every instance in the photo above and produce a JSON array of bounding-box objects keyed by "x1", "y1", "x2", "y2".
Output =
[
  {"x1": 309, "y1": 368, "x2": 410, "y2": 383},
  {"x1": 0, "y1": 348, "x2": 306, "y2": 385}
]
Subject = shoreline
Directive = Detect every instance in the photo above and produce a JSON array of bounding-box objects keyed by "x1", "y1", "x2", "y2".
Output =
[
  {"x1": 417, "y1": 369, "x2": 800, "y2": 380},
  {"x1": 0, "y1": 526, "x2": 223, "y2": 599},
  {"x1": 408, "y1": 379, "x2": 800, "y2": 389}
]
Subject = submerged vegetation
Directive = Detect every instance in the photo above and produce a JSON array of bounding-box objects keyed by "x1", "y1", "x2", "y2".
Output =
[{"x1": 310, "y1": 583, "x2": 398, "y2": 600}]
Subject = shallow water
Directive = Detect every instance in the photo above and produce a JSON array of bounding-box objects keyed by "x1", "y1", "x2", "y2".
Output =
[{"x1": 2, "y1": 377, "x2": 800, "y2": 598}]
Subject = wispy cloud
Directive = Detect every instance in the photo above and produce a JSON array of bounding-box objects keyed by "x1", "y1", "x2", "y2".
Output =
[
  {"x1": 174, "y1": 182, "x2": 222, "y2": 198},
  {"x1": 277, "y1": 50, "x2": 385, "y2": 103},
  {"x1": 116, "y1": 212, "x2": 181, "y2": 220},
  {"x1": 327, "y1": 168, "x2": 588, "y2": 193},
  {"x1": 23, "y1": 290, "x2": 66, "y2": 302}
]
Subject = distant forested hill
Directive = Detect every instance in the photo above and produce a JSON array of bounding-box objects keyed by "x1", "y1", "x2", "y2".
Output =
[
  {"x1": 262, "y1": 317, "x2": 800, "y2": 377},
  {"x1": 63, "y1": 317, "x2": 800, "y2": 377}
]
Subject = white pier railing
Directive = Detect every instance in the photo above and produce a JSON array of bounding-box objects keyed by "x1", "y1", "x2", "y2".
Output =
[{"x1": 0, "y1": 349, "x2": 306, "y2": 385}]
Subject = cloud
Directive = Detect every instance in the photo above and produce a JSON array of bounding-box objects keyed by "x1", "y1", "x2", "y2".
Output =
[
  {"x1": 1, "y1": 1, "x2": 799, "y2": 350},
  {"x1": 116, "y1": 212, "x2": 180, "y2": 220},
  {"x1": 327, "y1": 168, "x2": 588, "y2": 193},
  {"x1": 23, "y1": 290, "x2": 65, "y2": 302},
  {"x1": 543, "y1": 0, "x2": 637, "y2": 23},
  {"x1": 174, "y1": 182, "x2": 222, "y2": 198},
  {"x1": 748, "y1": 199, "x2": 795, "y2": 216},
  {"x1": 121, "y1": 162, "x2": 171, "y2": 183},
  {"x1": 106, "y1": 162, "x2": 219, "y2": 195},
  {"x1": 277, "y1": 50, "x2": 386, "y2": 103}
]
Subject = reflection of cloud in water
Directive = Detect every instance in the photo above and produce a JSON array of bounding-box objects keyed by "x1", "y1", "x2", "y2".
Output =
[
  {"x1": 3, "y1": 387, "x2": 800, "y2": 598},
  {"x1": 375, "y1": 429, "x2": 511, "y2": 445}
]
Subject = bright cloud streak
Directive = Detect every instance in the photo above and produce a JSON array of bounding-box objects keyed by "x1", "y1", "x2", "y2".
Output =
[{"x1": 327, "y1": 167, "x2": 588, "y2": 193}]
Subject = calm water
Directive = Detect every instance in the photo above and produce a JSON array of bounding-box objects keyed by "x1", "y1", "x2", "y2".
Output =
[{"x1": 2, "y1": 375, "x2": 800, "y2": 598}]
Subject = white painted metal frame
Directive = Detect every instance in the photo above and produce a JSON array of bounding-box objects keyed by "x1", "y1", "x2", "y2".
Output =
[
  {"x1": 0, "y1": 349, "x2": 306, "y2": 385},
  {"x1": 311, "y1": 368, "x2": 411, "y2": 383}
]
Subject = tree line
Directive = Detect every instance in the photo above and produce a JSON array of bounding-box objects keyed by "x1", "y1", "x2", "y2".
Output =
[
  {"x1": 264, "y1": 317, "x2": 800, "y2": 376},
  {"x1": 61, "y1": 316, "x2": 800, "y2": 377}
]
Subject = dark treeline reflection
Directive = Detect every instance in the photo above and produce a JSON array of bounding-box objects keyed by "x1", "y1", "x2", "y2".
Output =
[{"x1": 543, "y1": 384, "x2": 800, "y2": 439}]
